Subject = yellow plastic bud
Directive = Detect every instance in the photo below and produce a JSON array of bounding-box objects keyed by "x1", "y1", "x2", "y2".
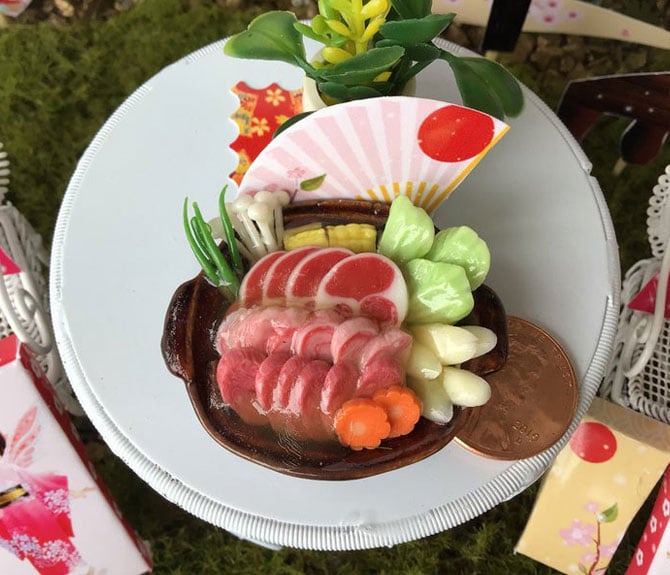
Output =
[
  {"x1": 361, "y1": 0, "x2": 389, "y2": 19},
  {"x1": 361, "y1": 18, "x2": 383, "y2": 43},
  {"x1": 326, "y1": 19, "x2": 353, "y2": 38},
  {"x1": 374, "y1": 70, "x2": 392, "y2": 82},
  {"x1": 322, "y1": 46, "x2": 354, "y2": 64}
]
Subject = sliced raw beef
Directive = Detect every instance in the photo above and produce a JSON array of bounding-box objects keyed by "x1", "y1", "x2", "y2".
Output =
[
  {"x1": 255, "y1": 351, "x2": 292, "y2": 412},
  {"x1": 286, "y1": 247, "x2": 353, "y2": 306},
  {"x1": 262, "y1": 246, "x2": 319, "y2": 306},
  {"x1": 290, "y1": 309, "x2": 344, "y2": 362},
  {"x1": 330, "y1": 316, "x2": 379, "y2": 364},
  {"x1": 215, "y1": 347, "x2": 267, "y2": 426},
  {"x1": 356, "y1": 354, "x2": 404, "y2": 398},
  {"x1": 315, "y1": 253, "x2": 408, "y2": 325},
  {"x1": 320, "y1": 361, "x2": 359, "y2": 418},
  {"x1": 272, "y1": 355, "x2": 311, "y2": 411},
  {"x1": 286, "y1": 359, "x2": 333, "y2": 441},
  {"x1": 217, "y1": 306, "x2": 309, "y2": 355},
  {"x1": 265, "y1": 306, "x2": 311, "y2": 354},
  {"x1": 238, "y1": 250, "x2": 285, "y2": 307},
  {"x1": 216, "y1": 307, "x2": 273, "y2": 353},
  {"x1": 359, "y1": 328, "x2": 413, "y2": 367}
]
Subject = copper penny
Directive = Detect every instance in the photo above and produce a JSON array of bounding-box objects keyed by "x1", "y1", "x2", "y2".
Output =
[{"x1": 456, "y1": 316, "x2": 578, "y2": 460}]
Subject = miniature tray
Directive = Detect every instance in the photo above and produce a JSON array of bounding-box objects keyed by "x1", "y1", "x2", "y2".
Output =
[{"x1": 50, "y1": 38, "x2": 619, "y2": 550}]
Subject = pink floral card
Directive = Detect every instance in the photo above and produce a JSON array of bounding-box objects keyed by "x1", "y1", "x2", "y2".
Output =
[{"x1": 0, "y1": 336, "x2": 152, "y2": 574}]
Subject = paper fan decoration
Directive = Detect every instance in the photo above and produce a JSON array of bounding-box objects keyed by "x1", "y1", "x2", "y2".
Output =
[{"x1": 237, "y1": 96, "x2": 509, "y2": 213}]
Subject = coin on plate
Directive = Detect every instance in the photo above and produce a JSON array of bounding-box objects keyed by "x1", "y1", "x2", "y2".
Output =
[{"x1": 456, "y1": 316, "x2": 578, "y2": 460}]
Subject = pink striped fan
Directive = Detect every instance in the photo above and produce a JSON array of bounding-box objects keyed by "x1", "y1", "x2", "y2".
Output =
[{"x1": 237, "y1": 96, "x2": 509, "y2": 214}]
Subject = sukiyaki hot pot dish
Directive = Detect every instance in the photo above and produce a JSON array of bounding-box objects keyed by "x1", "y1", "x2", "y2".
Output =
[{"x1": 161, "y1": 97, "x2": 511, "y2": 480}]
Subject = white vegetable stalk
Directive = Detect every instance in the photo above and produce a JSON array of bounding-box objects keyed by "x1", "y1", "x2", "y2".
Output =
[
  {"x1": 460, "y1": 326, "x2": 498, "y2": 358},
  {"x1": 207, "y1": 216, "x2": 254, "y2": 263},
  {"x1": 273, "y1": 190, "x2": 290, "y2": 247},
  {"x1": 248, "y1": 201, "x2": 278, "y2": 253},
  {"x1": 441, "y1": 366, "x2": 491, "y2": 407},
  {"x1": 224, "y1": 191, "x2": 290, "y2": 263}
]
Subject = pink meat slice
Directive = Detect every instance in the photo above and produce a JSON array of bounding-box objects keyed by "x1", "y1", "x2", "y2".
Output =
[
  {"x1": 215, "y1": 347, "x2": 267, "y2": 426},
  {"x1": 262, "y1": 246, "x2": 319, "y2": 306},
  {"x1": 290, "y1": 309, "x2": 344, "y2": 362},
  {"x1": 215, "y1": 306, "x2": 277, "y2": 353},
  {"x1": 254, "y1": 351, "x2": 292, "y2": 412},
  {"x1": 238, "y1": 250, "x2": 285, "y2": 307},
  {"x1": 315, "y1": 253, "x2": 408, "y2": 325},
  {"x1": 320, "y1": 361, "x2": 359, "y2": 418},
  {"x1": 265, "y1": 306, "x2": 311, "y2": 354},
  {"x1": 286, "y1": 247, "x2": 353, "y2": 306},
  {"x1": 330, "y1": 316, "x2": 379, "y2": 364},
  {"x1": 359, "y1": 328, "x2": 413, "y2": 367},
  {"x1": 216, "y1": 307, "x2": 253, "y2": 353},
  {"x1": 356, "y1": 354, "x2": 404, "y2": 398},
  {"x1": 286, "y1": 359, "x2": 333, "y2": 441},
  {"x1": 272, "y1": 355, "x2": 310, "y2": 411}
]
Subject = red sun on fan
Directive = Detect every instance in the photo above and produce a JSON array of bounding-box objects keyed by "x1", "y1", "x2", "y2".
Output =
[
  {"x1": 417, "y1": 105, "x2": 495, "y2": 163},
  {"x1": 569, "y1": 421, "x2": 618, "y2": 463}
]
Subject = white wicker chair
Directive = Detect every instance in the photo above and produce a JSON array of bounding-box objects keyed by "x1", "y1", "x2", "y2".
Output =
[
  {"x1": 601, "y1": 164, "x2": 670, "y2": 424},
  {"x1": 0, "y1": 141, "x2": 82, "y2": 415}
]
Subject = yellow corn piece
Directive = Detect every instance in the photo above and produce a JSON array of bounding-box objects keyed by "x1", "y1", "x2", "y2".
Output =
[
  {"x1": 283, "y1": 224, "x2": 329, "y2": 250},
  {"x1": 326, "y1": 223, "x2": 377, "y2": 253}
]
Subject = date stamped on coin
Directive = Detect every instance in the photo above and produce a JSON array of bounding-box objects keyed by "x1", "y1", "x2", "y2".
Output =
[{"x1": 456, "y1": 316, "x2": 578, "y2": 460}]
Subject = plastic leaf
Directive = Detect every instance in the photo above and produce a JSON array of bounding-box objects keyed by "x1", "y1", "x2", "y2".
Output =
[
  {"x1": 223, "y1": 11, "x2": 306, "y2": 64},
  {"x1": 403, "y1": 42, "x2": 441, "y2": 62},
  {"x1": 323, "y1": 46, "x2": 404, "y2": 85},
  {"x1": 390, "y1": 0, "x2": 432, "y2": 19},
  {"x1": 317, "y1": 0, "x2": 339, "y2": 19},
  {"x1": 300, "y1": 174, "x2": 327, "y2": 191},
  {"x1": 442, "y1": 54, "x2": 506, "y2": 120},
  {"x1": 457, "y1": 57, "x2": 524, "y2": 117},
  {"x1": 317, "y1": 81, "x2": 386, "y2": 102},
  {"x1": 379, "y1": 14, "x2": 455, "y2": 46}
]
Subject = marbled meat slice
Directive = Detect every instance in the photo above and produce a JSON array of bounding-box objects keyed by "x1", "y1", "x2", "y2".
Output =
[
  {"x1": 238, "y1": 250, "x2": 285, "y2": 307},
  {"x1": 315, "y1": 253, "x2": 408, "y2": 325},
  {"x1": 359, "y1": 328, "x2": 413, "y2": 367},
  {"x1": 330, "y1": 316, "x2": 379, "y2": 364},
  {"x1": 290, "y1": 309, "x2": 344, "y2": 362},
  {"x1": 262, "y1": 246, "x2": 319, "y2": 306},
  {"x1": 265, "y1": 306, "x2": 311, "y2": 354},
  {"x1": 285, "y1": 247, "x2": 353, "y2": 306}
]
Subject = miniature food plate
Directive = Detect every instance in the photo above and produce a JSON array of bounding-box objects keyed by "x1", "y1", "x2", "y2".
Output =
[
  {"x1": 162, "y1": 198, "x2": 509, "y2": 480},
  {"x1": 50, "y1": 38, "x2": 619, "y2": 549}
]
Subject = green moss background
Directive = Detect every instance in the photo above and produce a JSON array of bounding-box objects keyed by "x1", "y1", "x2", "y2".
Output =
[{"x1": 1, "y1": 1, "x2": 670, "y2": 573}]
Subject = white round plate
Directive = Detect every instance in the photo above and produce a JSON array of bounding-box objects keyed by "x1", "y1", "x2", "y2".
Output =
[{"x1": 50, "y1": 38, "x2": 620, "y2": 550}]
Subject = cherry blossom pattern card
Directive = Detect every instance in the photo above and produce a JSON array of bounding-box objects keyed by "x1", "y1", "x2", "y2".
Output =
[{"x1": 515, "y1": 397, "x2": 670, "y2": 575}]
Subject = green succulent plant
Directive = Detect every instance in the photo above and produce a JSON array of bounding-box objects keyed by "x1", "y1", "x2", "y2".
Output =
[{"x1": 224, "y1": 0, "x2": 524, "y2": 120}]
